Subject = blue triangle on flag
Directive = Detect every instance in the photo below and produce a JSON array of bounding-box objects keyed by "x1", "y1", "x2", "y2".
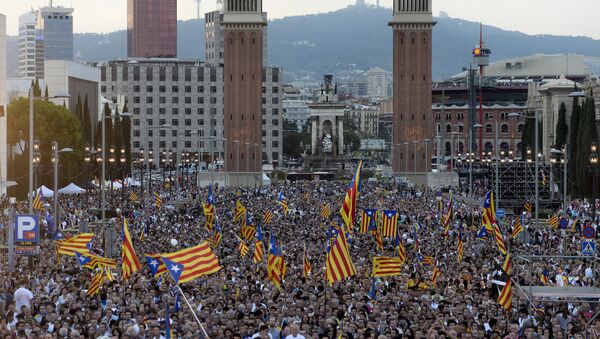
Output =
[{"x1": 161, "y1": 257, "x2": 184, "y2": 284}]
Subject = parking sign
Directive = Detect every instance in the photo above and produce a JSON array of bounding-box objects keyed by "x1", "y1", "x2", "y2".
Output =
[{"x1": 15, "y1": 215, "x2": 39, "y2": 244}]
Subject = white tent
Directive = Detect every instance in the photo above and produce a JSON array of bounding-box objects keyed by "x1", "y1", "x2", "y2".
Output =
[
  {"x1": 123, "y1": 177, "x2": 141, "y2": 187},
  {"x1": 58, "y1": 183, "x2": 86, "y2": 195},
  {"x1": 262, "y1": 173, "x2": 271, "y2": 186},
  {"x1": 30, "y1": 185, "x2": 54, "y2": 198},
  {"x1": 109, "y1": 181, "x2": 123, "y2": 190}
]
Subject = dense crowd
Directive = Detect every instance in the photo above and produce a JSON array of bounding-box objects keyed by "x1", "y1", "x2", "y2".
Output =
[{"x1": 0, "y1": 177, "x2": 599, "y2": 339}]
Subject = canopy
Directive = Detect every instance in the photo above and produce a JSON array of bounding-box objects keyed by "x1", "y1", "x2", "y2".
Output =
[
  {"x1": 110, "y1": 181, "x2": 123, "y2": 190},
  {"x1": 262, "y1": 173, "x2": 271, "y2": 186},
  {"x1": 58, "y1": 183, "x2": 85, "y2": 195},
  {"x1": 123, "y1": 177, "x2": 141, "y2": 187},
  {"x1": 29, "y1": 185, "x2": 54, "y2": 198}
]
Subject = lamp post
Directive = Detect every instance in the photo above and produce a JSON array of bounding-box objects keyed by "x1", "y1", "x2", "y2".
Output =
[
  {"x1": 28, "y1": 89, "x2": 70, "y2": 213},
  {"x1": 234, "y1": 140, "x2": 240, "y2": 173},
  {"x1": 395, "y1": 144, "x2": 400, "y2": 174},
  {"x1": 412, "y1": 140, "x2": 418, "y2": 173},
  {"x1": 590, "y1": 142, "x2": 599, "y2": 199},
  {"x1": 550, "y1": 145, "x2": 568, "y2": 214},
  {"x1": 52, "y1": 141, "x2": 73, "y2": 232},
  {"x1": 138, "y1": 148, "x2": 145, "y2": 196},
  {"x1": 404, "y1": 142, "x2": 409, "y2": 174}
]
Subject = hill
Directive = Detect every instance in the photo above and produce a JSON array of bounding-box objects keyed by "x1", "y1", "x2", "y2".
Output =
[{"x1": 7, "y1": 5, "x2": 600, "y2": 81}]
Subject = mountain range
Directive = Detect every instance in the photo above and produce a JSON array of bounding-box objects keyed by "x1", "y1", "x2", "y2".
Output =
[{"x1": 7, "y1": 4, "x2": 600, "y2": 81}]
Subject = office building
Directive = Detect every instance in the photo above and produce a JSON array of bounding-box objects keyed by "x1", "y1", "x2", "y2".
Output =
[
  {"x1": 127, "y1": 0, "x2": 177, "y2": 58},
  {"x1": 367, "y1": 67, "x2": 388, "y2": 99},
  {"x1": 18, "y1": 11, "x2": 37, "y2": 78},
  {"x1": 99, "y1": 60, "x2": 283, "y2": 170},
  {"x1": 205, "y1": 11, "x2": 224, "y2": 66},
  {"x1": 390, "y1": 0, "x2": 435, "y2": 173},
  {"x1": 282, "y1": 85, "x2": 311, "y2": 131},
  {"x1": 346, "y1": 105, "x2": 380, "y2": 138},
  {"x1": 35, "y1": 5, "x2": 74, "y2": 78}
]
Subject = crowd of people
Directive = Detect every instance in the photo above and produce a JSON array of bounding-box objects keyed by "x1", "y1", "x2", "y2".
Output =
[{"x1": 0, "y1": 176, "x2": 598, "y2": 338}]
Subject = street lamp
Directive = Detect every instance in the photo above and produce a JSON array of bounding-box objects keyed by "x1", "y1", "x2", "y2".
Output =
[
  {"x1": 590, "y1": 141, "x2": 599, "y2": 199},
  {"x1": 513, "y1": 111, "x2": 541, "y2": 227},
  {"x1": 550, "y1": 145, "x2": 568, "y2": 214},
  {"x1": 28, "y1": 89, "x2": 70, "y2": 213},
  {"x1": 51, "y1": 141, "x2": 73, "y2": 234}
]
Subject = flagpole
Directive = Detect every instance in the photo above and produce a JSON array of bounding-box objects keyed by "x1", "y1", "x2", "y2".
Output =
[{"x1": 174, "y1": 284, "x2": 209, "y2": 338}]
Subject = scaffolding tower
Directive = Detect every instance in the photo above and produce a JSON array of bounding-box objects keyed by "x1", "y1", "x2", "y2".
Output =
[{"x1": 495, "y1": 161, "x2": 561, "y2": 212}]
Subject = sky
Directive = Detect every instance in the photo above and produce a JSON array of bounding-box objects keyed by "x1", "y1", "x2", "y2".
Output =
[{"x1": 2, "y1": 0, "x2": 598, "y2": 39}]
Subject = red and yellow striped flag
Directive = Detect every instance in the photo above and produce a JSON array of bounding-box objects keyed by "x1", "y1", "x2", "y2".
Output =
[
  {"x1": 55, "y1": 233, "x2": 94, "y2": 256},
  {"x1": 325, "y1": 225, "x2": 356, "y2": 285},
  {"x1": 121, "y1": 218, "x2": 142, "y2": 280},
  {"x1": 372, "y1": 257, "x2": 403, "y2": 277},
  {"x1": 238, "y1": 238, "x2": 249, "y2": 257},
  {"x1": 303, "y1": 244, "x2": 311, "y2": 278},
  {"x1": 493, "y1": 224, "x2": 507, "y2": 255},
  {"x1": 252, "y1": 240, "x2": 264, "y2": 263},
  {"x1": 431, "y1": 261, "x2": 441, "y2": 286},
  {"x1": 512, "y1": 217, "x2": 523, "y2": 238},
  {"x1": 321, "y1": 203, "x2": 331, "y2": 219},
  {"x1": 339, "y1": 161, "x2": 362, "y2": 232},
  {"x1": 87, "y1": 270, "x2": 104, "y2": 296},
  {"x1": 502, "y1": 252, "x2": 511, "y2": 275},
  {"x1": 498, "y1": 277, "x2": 513, "y2": 311},
  {"x1": 160, "y1": 242, "x2": 221, "y2": 284}
]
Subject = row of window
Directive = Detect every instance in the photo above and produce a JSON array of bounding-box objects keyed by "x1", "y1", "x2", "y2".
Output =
[
  {"x1": 437, "y1": 123, "x2": 524, "y2": 134},
  {"x1": 130, "y1": 107, "x2": 280, "y2": 116},
  {"x1": 102, "y1": 66, "x2": 280, "y2": 83},
  {"x1": 132, "y1": 129, "x2": 280, "y2": 138},
  {"x1": 435, "y1": 112, "x2": 522, "y2": 121},
  {"x1": 133, "y1": 140, "x2": 280, "y2": 151},
  {"x1": 132, "y1": 118, "x2": 280, "y2": 126}
]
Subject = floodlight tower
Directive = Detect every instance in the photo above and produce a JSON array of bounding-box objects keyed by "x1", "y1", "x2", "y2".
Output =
[{"x1": 473, "y1": 23, "x2": 491, "y2": 159}]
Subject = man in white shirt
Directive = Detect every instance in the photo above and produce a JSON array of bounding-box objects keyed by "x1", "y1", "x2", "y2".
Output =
[
  {"x1": 285, "y1": 323, "x2": 305, "y2": 339},
  {"x1": 14, "y1": 280, "x2": 33, "y2": 312}
]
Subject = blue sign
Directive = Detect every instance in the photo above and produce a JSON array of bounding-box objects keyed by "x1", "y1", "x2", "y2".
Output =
[
  {"x1": 496, "y1": 209, "x2": 505, "y2": 220},
  {"x1": 15, "y1": 215, "x2": 39, "y2": 244},
  {"x1": 582, "y1": 241, "x2": 596, "y2": 256}
]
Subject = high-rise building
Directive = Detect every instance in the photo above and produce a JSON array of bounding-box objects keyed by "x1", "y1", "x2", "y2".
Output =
[
  {"x1": 367, "y1": 67, "x2": 388, "y2": 98},
  {"x1": 390, "y1": 0, "x2": 435, "y2": 173},
  {"x1": 98, "y1": 60, "x2": 283, "y2": 173},
  {"x1": 34, "y1": 5, "x2": 74, "y2": 78},
  {"x1": 18, "y1": 11, "x2": 37, "y2": 78},
  {"x1": 127, "y1": 0, "x2": 177, "y2": 58},
  {"x1": 205, "y1": 11, "x2": 224, "y2": 66},
  {"x1": 222, "y1": 0, "x2": 267, "y2": 173},
  {"x1": 0, "y1": 13, "x2": 7, "y2": 193}
]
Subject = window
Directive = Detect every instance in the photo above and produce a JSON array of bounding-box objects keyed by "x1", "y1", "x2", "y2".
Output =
[
  {"x1": 159, "y1": 86, "x2": 166, "y2": 93},
  {"x1": 517, "y1": 123, "x2": 524, "y2": 133},
  {"x1": 272, "y1": 141, "x2": 279, "y2": 147},
  {"x1": 185, "y1": 108, "x2": 191, "y2": 115},
  {"x1": 185, "y1": 86, "x2": 192, "y2": 93},
  {"x1": 446, "y1": 124, "x2": 452, "y2": 133},
  {"x1": 101, "y1": 86, "x2": 106, "y2": 93},
  {"x1": 272, "y1": 119, "x2": 279, "y2": 126},
  {"x1": 133, "y1": 141, "x2": 140, "y2": 148},
  {"x1": 272, "y1": 86, "x2": 279, "y2": 93},
  {"x1": 159, "y1": 97, "x2": 166, "y2": 104},
  {"x1": 133, "y1": 130, "x2": 140, "y2": 137},
  {"x1": 172, "y1": 86, "x2": 179, "y2": 93},
  {"x1": 159, "y1": 67, "x2": 166, "y2": 81},
  {"x1": 134, "y1": 85, "x2": 140, "y2": 92},
  {"x1": 185, "y1": 141, "x2": 192, "y2": 148},
  {"x1": 198, "y1": 86, "x2": 204, "y2": 93},
  {"x1": 458, "y1": 125, "x2": 464, "y2": 133},
  {"x1": 185, "y1": 119, "x2": 192, "y2": 126},
  {"x1": 272, "y1": 130, "x2": 279, "y2": 137},
  {"x1": 133, "y1": 97, "x2": 140, "y2": 104},
  {"x1": 159, "y1": 108, "x2": 166, "y2": 115},
  {"x1": 198, "y1": 97, "x2": 204, "y2": 104},
  {"x1": 501, "y1": 124, "x2": 509, "y2": 134},
  {"x1": 146, "y1": 86, "x2": 153, "y2": 93},
  {"x1": 210, "y1": 97, "x2": 217, "y2": 104},
  {"x1": 172, "y1": 119, "x2": 179, "y2": 126},
  {"x1": 148, "y1": 130, "x2": 153, "y2": 137},
  {"x1": 485, "y1": 112, "x2": 492, "y2": 121},
  {"x1": 172, "y1": 130, "x2": 178, "y2": 137},
  {"x1": 210, "y1": 86, "x2": 217, "y2": 93},
  {"x1": 146, "y1": 97, "x2": 153, "y2": 104},
  {"x1": 485, "y1": 124, "x2": 493, "y2": 133},
  {"x1": 159, "y1": 141, "x2": 166, "y2": 148},
  {"x1": 133, "y1": 66, "x2": 140, "y2": 81},
  {"x1": 272, "y1": 98, "x2": 279, "y2": 104},
  {"x1": 146, "y1": 108, "x2": 153, "y2": 115},
  {"x1": 185, "y1": 97, "x2": 192, "y2": 104},
  {"x1": 172, "y1": 97, "x2": 179, "y2": 104},
  {"x1": 198, "y1": 119, "x2": 204, "y2": 126},
  {"x1": 185, "y1": 67, "x2": 192, "y2": 82},
  {"x1": 172, "y1": 141, "x2": 177, "y2": 149},
  {"x1": 435, "y1": 113, "x2": 441, "y2": 121},
  {"x1": 172, "y1": 67, "x2": 179, "y2": 81},
  {"x1": 133, "y1": 108, "x2": 140, "y2": 115},
  {"x1": 198, "y1": 108, "x2": 204, "y2": 115},
  {"x1": 457, "y1": 112, "x2": 464, "y2": 120},
  {"x1": 172, "y1": 108, "x2": 179, "y2": 115},
  {"x1": 146, "y1": 119, "x2": 153, "y2": 126},
  {"x1": 272, "y1": 108, "x2": 279, "y2": 115},
  {"x1": 159, "y1": 119, "x2": 166, "y2": 125},
  {"x1": 146, "y1": 67, "x2": 153, "y2": 81}
]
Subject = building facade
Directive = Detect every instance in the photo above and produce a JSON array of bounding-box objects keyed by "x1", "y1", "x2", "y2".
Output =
[
  {"x1": 127, "y1": 0, "x2": 177, "y2": 58},
  {"x1": 35, "y1": 6, "x2": 74, "y2": 78},
  {"x1": 18, "y1": 11, "x2": 37, "y2": 78},
  {"x1": 367, "y1": 67, "x2": 388, "y2": 99},
  {"x1": 44, "y1": 60, "x2": 100, "y2": 127},
  {"x1": 205, "y1": 11, "x2": 224, "y2": 66},
  {"x1": 346, "y1": 105, "x2": 379, "y2": 138},
  {"x1": 99, "y1": 60, "x2": 283, "y2": 169},
  {"x1": 222, "y1": 0, "x2": 267, "y2": 173},
  {"x1": 390, "y1": 0, "x2": 435, "y2": 173},
  {"x1": 282, "y1": 85, "x2": 311, "y2": 130}
]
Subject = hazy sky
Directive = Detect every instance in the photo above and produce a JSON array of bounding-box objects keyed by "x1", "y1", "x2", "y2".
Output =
[{"x1": 2, "y1": 0, "x2": 598, "y2": 39}]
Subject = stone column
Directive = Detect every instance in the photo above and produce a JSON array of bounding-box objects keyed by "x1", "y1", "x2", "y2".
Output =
[
  {"x1": 311, "y1": 118, "x2": 318, "y2": 155},
  {"x1": 338, "y1": 118, "x2": 344, "y2": 156}
]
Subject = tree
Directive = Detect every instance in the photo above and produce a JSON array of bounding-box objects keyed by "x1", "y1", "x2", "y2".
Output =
[
  {"x1": 75, "y1": 94, "x2": 83, "y2": 124},
  {"x1": 555, "y1": 102, "x2": 568, "y2": 148},
  {"x1": 82, "y1": 95, "x2": 92, "y2": 146},
  {"x1": 568, "y1": 96, "x2": 581, "y2": 196},
  {"x1": 43, "y1": 85, "x2": 49, "y2": 100},
  {"x1": 32, "y1": 78, "x2": 41, "y2": 97},
  {"x1": 282, "y1": 119, "x2": 310, "y2": 159},
  {"x1": 7, "y1": 98, "x2": 83, "y2": 198},
  {"x1": 122, "y1": 102, "x2": 132, "y2": 177},
  {"x1": 343, "y1": 116, "x2": 361, "y2": 154},
  {"x1": 576, "y1": 96, "x2": 598, "y2": 197}
]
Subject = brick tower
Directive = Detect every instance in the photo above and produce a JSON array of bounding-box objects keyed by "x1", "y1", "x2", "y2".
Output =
[
  {"x1": 390, "y1": 0, "x2": 435, "y2": 173},
  {"x1": 222, "y1": 0, "x2": 266, "y2": 173}
]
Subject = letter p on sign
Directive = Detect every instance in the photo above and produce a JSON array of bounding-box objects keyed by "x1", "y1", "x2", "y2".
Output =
[{"x1": 16, "y1": 215, "x2": 38, "y2": 242}]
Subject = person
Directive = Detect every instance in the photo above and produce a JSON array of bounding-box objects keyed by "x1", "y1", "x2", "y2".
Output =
[
  {"x1": 284, "y1": 323, "x2": 305, "y2": 339},
  {"x1": 13, "y1": 280, "x2": 33, "y2": 312}
]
